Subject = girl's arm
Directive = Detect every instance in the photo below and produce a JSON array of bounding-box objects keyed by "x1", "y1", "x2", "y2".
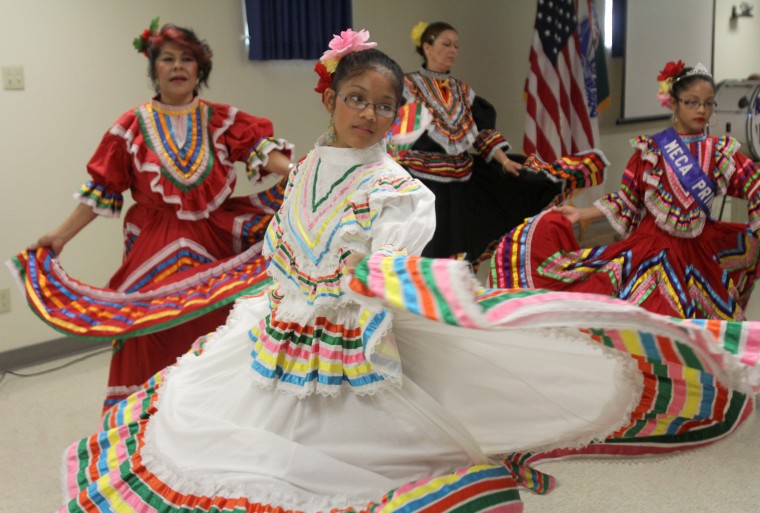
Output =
[
  {"x1": 724, "y1": 147, "x2": 760, "y2": 233},
  {"x1": 552, "y1": 204, "x2": 604, "y2": 225},
  {"x1": 29, "y1": 203, "x2": 98, "y2": 254},
  {"x1": 263, "y1": 150, "x2": 295, "y2": 178},
  {"x1": 344, "y1": 252, "x2": 366, "y2": 275}
]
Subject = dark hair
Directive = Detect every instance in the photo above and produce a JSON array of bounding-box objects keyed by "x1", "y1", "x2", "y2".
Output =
[
  {"x1": 331, "y1": 48, "x2": 406, "y2": 108},
  {"x1": 415, "y1": 22, "x2": 457, "y2": 67},
  {"x1": 670, "y1": 67, "x2": 715, "y2": 98},
  {"x1": 147, "y1": 24, "x2": 213, "y2": 94}
]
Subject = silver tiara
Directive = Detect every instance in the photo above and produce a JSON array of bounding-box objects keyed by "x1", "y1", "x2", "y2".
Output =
[{"x1": 673, "y1": 62, "x2": 712, "y2": 84}]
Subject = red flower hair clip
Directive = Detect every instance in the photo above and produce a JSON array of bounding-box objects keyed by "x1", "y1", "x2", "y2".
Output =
[
  {"x1": 132, "y1": 17, "x2": 160, "y2": 57},
  {"x1": 656, "y1": 60, "x2": 685, "y2": 107},
  {"x1": 314, "y1": 61, "x2": 333, "y2": 95},
  {"x1": 657, "y1": 60, "x2": 685, "y2": 82}
]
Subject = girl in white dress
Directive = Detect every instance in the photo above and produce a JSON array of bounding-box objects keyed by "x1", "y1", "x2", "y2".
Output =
[{"x1": 60, "y1": 31, "x2": 760, "y2": 513}]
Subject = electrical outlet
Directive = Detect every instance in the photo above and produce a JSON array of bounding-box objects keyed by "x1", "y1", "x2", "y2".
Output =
[
  {"x1": 2, "y1": 66, "x2": 25, "y2": 90},
  {"x1": 0, "y1": 288, "x2": 10, "y2": 314}
]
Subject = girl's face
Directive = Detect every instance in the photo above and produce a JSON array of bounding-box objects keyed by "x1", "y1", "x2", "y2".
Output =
[
  {"x1": 670, "y1": 79, "x2": 715, "y2": 134},
  {"x1": 423, "y1": 29, "x2": 459, "y2": 73},
  {"x1": 155, "y1": 42, "x2": 199, "y2": 105},
  {"x1": 323, "y1": 69, "x2": 398, "y2": 150}
]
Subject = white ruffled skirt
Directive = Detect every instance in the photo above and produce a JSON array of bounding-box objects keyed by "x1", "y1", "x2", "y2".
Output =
[{"x1": 140, "y1": 294, "x2": 638, "y2": 511}]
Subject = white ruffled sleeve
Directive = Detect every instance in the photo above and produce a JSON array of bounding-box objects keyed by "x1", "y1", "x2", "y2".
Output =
[{"x1": 368, "y1": 174, "x2": 436, "y2": 256}]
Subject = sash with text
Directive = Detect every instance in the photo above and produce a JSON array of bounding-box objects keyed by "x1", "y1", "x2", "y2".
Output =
[{"x1": 652, "y1": 128, "x2": 716, "y2": 221}]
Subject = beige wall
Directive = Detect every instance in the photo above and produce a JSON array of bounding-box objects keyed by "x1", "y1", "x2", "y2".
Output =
[
  {"x1": 1, "y1": 0, "x2": 757, "y2": 351},
  {"x1": 714, "y1": 0, "x2": 760, "y2": 79}
]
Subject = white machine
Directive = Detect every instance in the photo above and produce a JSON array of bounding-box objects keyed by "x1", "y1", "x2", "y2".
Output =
[{"x1": 711, "y1": 79, "x2": 760, "y2": 160}]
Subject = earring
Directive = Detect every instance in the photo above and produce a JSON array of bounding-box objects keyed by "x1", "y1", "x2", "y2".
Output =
[
  {"x1": 672, "y1": 113, "x2": 678, "y2": 128},
  {"x1": 386, "y1": 133, "x2": 398, "y2": 157},
  {"x1": 327, "y1": 118, "x2": 336, "y2": 143}
]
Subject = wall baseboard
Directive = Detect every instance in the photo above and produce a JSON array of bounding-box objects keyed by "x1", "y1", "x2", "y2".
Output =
[{"x1": 0, "y1": 338, "x2": 111, "y2": 372}]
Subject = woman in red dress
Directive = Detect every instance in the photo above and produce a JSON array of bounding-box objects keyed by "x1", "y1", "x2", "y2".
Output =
[{"x1": 16, "y1": 20, "x2": 294, "y2": 407}]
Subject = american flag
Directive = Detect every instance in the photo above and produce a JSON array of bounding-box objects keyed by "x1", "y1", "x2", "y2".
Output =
[{"x1": 523, "y1": 0, "x2": 595, "y2": 161}]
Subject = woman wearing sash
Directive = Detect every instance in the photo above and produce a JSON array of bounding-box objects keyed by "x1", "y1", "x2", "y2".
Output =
[{"x1": 490, "y1": 62, "x2": 760, "y2": 320}]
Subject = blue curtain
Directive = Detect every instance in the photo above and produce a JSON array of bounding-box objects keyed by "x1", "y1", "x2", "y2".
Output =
[{"x1": 245, "y1": 0, "x2": 353, "y2": 60}]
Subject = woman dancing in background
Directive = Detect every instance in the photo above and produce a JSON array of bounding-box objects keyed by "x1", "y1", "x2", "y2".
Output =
[
  {"x1": 391, "y1": 21, "x2": 592, "y2": 265},
  {"x1": 9, "y1": 19, "x2": 293, "y2": 408},
  {"x1": 491, "y1": 61, "x2": 760, "y2": 321}
]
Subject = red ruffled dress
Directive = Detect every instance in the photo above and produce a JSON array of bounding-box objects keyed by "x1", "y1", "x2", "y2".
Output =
[
  {"x1": 9, "y1": 96, "x2": 291, "y2": 407},
  {"x1": 491, "y1": 133, "x2": 760, "y2": 320}
]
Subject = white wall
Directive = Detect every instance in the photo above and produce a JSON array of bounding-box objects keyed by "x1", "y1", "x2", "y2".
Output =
[
  {"x1": 0, "y1": 0, "x2": 326, "y2": 350},
  {"x1": 1, "y1": 0, "x2": 757, "y2": 351},
  {"x1": 714, "y1": 0, "x2": 760, "y2": 79}
]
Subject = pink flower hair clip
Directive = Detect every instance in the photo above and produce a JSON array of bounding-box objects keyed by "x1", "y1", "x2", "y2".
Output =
[
  {"x1": 314, "y1": 29, "x2": 377, "y2": 95},
  {"x1": 656, "y1": 59, "x2": 685, "y2": 108}
]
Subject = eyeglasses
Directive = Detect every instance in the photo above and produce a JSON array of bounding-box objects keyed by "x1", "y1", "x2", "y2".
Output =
[
  {"x1": 674, "y1": 97, "x2": 717, "y2": 110},
  {"x1": 338, "y1": 94, "x2": 397, "y2": 118}
]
